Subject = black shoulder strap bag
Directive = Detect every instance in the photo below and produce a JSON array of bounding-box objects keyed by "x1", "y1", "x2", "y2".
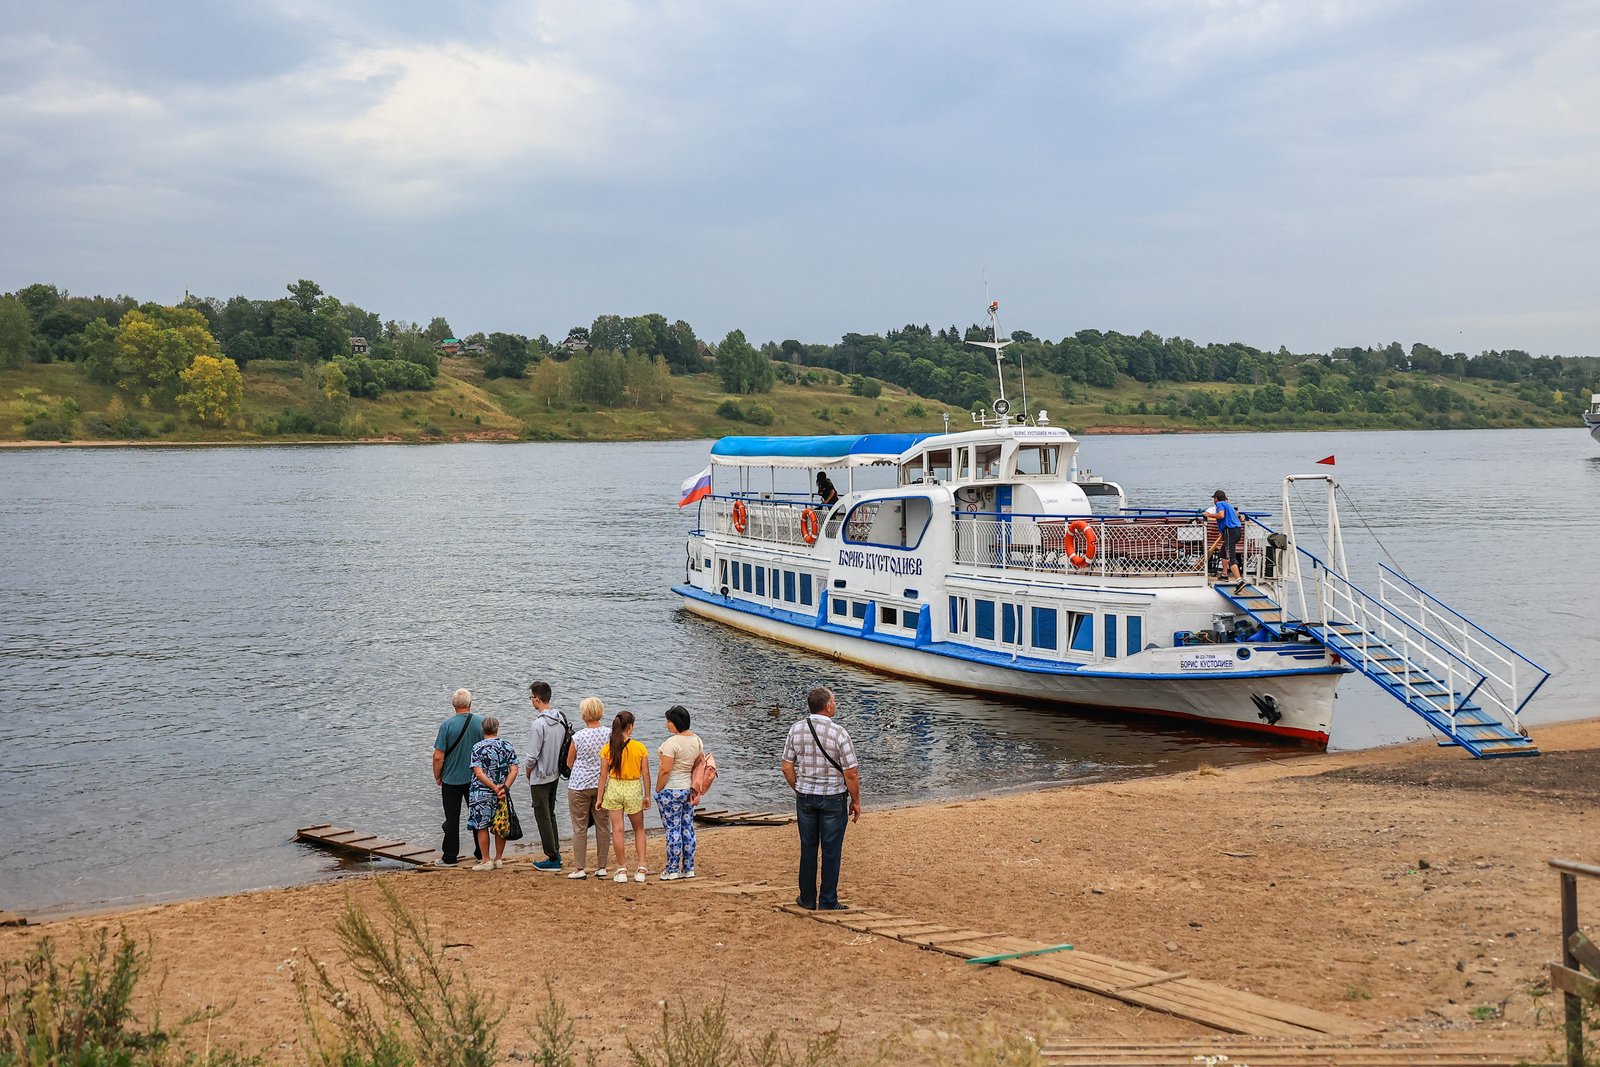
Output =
[
  {"x1": 441, "y1": 714, "x2": 475, "y2": 762},
  {"x1": 805, "y1": 716, "x2": 847, "y2": 776}
]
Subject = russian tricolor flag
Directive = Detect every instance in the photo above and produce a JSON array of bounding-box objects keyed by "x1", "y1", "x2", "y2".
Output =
[{"x1": 678, "y1": 466, "x2": 712, "y2": 508}]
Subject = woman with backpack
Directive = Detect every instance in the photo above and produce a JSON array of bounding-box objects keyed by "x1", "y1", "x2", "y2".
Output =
[
  {"x1": 653, "y1": 705, "x2": 703, "y2": 881},
  {"x1": 597, "y1": 710, "x2": 651, "y2": 883}
]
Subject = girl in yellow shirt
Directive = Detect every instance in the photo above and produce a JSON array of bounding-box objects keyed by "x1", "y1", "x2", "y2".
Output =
[{"x1": 598, "y1": 710, "x2": 651, "y2": 882}]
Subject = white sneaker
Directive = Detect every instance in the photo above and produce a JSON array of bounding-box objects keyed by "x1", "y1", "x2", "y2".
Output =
[
  {"x1": 567, "y1": 870, "x2": 587, "y2": 880},
  {"x1": 660, "y1": 872, "x2": 680, "y2": 881},
  {"x1": 470, "y1": 862, "x2": 493, "y2": 871},
  {"x1": 684, "y1": 869, "x2": 695, "y2": 879},
  {"x1": 492, "y1": 859, "x2": 503, "y2": 869},
  {"x1": 614, "y1": 869, "x2": 628, "y2": 883},
  {"x1": 595, "y1": 868, "x2": 608, "y2": 878}
]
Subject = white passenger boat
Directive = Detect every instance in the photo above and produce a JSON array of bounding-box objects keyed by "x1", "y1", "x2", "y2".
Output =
[
  {"x1": 672, "y1": 309, "x2": 1548, "y2": 757},
  {"x1": 1585, "y1": 393, "x2": 1600, "y2": 444}
]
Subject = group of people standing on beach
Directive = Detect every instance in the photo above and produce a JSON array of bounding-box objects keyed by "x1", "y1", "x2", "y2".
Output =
[{"x1": 431, "y1": 683, "x2": 863, "y2": 909}]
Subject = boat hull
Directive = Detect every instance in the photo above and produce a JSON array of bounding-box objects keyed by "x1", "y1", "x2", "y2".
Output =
[{"x1": 675, "y1": 585, "x2": 1338, "y2": 746}]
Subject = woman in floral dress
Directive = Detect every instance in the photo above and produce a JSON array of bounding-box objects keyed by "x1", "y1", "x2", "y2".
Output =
[{"x1": 468, "y1": 716, "x2": 519, "y2": 871}]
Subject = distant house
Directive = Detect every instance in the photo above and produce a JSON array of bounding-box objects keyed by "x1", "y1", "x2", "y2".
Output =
[
  {"x1": 349, "y1": 336, "x2": 369, "y2": 354},
  {"x1": 463, "y1": 342, "x2": 487, "y2": 356},
  {"x1": 561, "y1": 332, "x2": 591, "y2": 354},
  {"x1": 434, "y1": 337, "x2": 463, "y2": 356}
]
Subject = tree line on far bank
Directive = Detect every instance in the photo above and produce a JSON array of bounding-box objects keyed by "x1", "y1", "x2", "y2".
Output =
[{"x1": 1, "y1": 279, "x2": 1596, "y2": 440}]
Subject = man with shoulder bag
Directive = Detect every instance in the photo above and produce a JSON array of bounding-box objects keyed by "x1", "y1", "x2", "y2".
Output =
[
  {"x1": 523, "y1": 680, "x2": 570, "y2": 872},
  {"x1": 432, "y1": 687, "x2": 484, "y2": 867},
  {"x1": 780, "y1": 686, "x2": 861, "y2": 911}
]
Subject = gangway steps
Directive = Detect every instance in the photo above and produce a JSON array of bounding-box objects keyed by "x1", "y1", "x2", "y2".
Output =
[{"x1": 1217, "y1": 584, "x2": 1540, "y2": 760}]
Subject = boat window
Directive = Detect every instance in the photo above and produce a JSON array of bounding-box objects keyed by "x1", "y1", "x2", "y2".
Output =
[
  {"x1": 800, "y1": 573, "x2": 814, "y2": 606},
  {"x1": 1031, "y1": 607, "x2": 1059, "y2": 650},
  {"x1": 718, "y1": 560, "x2": 728, "y2": 588},
  {"x1": 956, "y1": 448, "x2": 972, "y2": 481},
  {"x1": 948, "y1": 596, "x2": 969, "y2": 635},
  {"x1": 851, "y1": 601, "x2": 868, "y2": 621},
  {"x1": 1014, "y1": 444, "x2": 1059, "y2": 477},
  {"x1": 842, "y1": 497, "x2": 932, "y2": 549},
  {"x1": 1002, "y1": 603, "x2": 1018, "y2": 644},
  {"x1": 975, "y1": 600, "x2": 995, "y2": 641},
  {"x1": 880, "y1": 606, "x2": 898, "y2": 628},
  {"x1": 1104, "y1": 613, "x2": 1119, "y2": 658},
  {"x1": 784, "y1": 571, "x2": 796, "y2": 603},
  {"x1": 925, "y1": 449, "x2": 953, "y2": 483},
  {"x1": 823, "y1": 506, "x2": 845, "y2": 540},
  {"x1": 742, "y1": 562, "x2": 752, "y2": 591},
  {"x1": 732, "y1": 563, "x2": 742, "y2": 591},
  {"x1": 898, "y1": 458, "x2": 925, "y2": 485},
  {"x1": 901, "y1": 609, "x2": 919, "y2": 632},
  {"x1": 831, "y1": 597, "x2": 847, "y2": 617},
  {"x1": 1127, "y1": 615, "x2": 1143, "y2": 652},
  {"x1": 755, "y1": 567, "x2": 766, "y2": 598},
  {"x1": 770, "y1": 567, "x2": 779, "y2": 599},
  {"x1": 975, "y1": 444, "x2": 1002, "y2": 479},
  {"x1": 1069, "y1": 611, "x2": 1093, "y2": 653}
]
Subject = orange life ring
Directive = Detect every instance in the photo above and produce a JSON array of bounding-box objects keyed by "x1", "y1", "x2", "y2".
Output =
[
  {"x1": 1066, "y1": 519, "x2": 1097, "y2": 569},
  {"x1": 799, "y1": 507, "x2": 820, "y2": 544},
  {"x1": 732, "y1": 500, "x2": 748, "y2": 533}
]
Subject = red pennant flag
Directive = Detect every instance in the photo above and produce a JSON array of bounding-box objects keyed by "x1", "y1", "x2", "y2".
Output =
[{"x1": 1316, "y1": 455, "x2": 1336, "y2": 466}]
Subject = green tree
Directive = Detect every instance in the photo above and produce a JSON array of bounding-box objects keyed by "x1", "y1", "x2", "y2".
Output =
[
  {"x1": 484, "y1": 332, "x2": 531, "y2": 379},
  {"x1": 109, "y1": 306, "x2": 218, "y2": 400},
  {"x1": 286, "y1": 279, "x2": 324, "y2": 314},
  {"x1": 715, "y1": 329, "x2": 775, "y2": 395},
  {"x1": 424, "y1": 317, "x2": 454, "y2": 343},
  {"x1": 0, "y1": 296, "x2": 33, "y2": 368},
  {"x1": 176, "y1": 354, "x2": 244, "y2": 427}
]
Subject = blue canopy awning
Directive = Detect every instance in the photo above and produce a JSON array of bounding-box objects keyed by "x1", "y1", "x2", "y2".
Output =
[{"x1": 710, "y1": 433, "x2": 937, "y2": 468}]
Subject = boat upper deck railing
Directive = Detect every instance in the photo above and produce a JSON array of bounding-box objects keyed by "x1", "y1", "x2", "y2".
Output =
[
  {"x1": 951, "y1": 510, "x2": 1265, "y2": 578},
  {"x1": 699, "y1": 495, "x2": 1273, "y2": 578},
  {"x1": 703, "y1": 494, "x2": 821, "y2": 548}
]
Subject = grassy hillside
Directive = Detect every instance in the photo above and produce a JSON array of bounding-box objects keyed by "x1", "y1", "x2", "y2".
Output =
[{"x1": 0, "y1": 356, "x2": 1580, "y2": 446}]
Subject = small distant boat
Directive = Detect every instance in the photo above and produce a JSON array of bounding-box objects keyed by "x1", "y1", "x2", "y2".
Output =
[
  {"x1": 1585, "y1": 393, "x2": 1600, "y2": 444},
  {"x1": 673, "y1": 303, "x2": 1548, "y2": 757}
]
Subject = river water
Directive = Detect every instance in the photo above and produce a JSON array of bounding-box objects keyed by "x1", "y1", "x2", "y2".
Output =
[{"x1": 1, "y1": 430, "x2": 1595, "y2": 916}]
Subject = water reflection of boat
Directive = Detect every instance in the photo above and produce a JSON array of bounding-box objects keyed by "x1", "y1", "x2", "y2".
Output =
[
  {"x1": 673, "y1": 305, "x2": 1547, "y2": 758},
  {"x1": 1585, "y1": 393, "x2": 1600, "y2": 444}
]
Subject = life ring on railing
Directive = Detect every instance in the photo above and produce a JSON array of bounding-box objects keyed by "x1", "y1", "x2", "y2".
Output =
[
  {"x1": 732, "y1": 500, "x2": 748, "y2": 534},
  {"x1": 1066, "y1": 519, "x2": 1098, "y2": 569},
  {"x1": 799, "y1": 507, "x2": 820, "y2": 544}
]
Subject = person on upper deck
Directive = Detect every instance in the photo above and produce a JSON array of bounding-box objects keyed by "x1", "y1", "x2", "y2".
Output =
[
  {"x1": 816, "y1": 472, "x2": 839, "y2": 507},
  {"x1": 1204, "y1": 490, "x2": 1245, "y2": 586}
]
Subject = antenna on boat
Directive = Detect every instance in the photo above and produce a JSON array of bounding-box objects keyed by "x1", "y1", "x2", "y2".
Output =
[{"x1": 966, "y1": 299, "x2": 1014, "y2": 427}]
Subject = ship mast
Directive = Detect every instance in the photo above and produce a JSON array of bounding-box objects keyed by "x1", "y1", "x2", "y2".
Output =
[{"x1": 966, "y1": 300, "x2": 1014, "y2": 427}]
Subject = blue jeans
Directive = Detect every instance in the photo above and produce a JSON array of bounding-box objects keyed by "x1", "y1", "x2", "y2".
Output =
[{"x1": 795, "y1": 791, "x2": 849, "y2": 908}]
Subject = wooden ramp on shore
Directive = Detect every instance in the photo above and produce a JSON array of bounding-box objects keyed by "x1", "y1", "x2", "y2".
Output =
[
  {"x1": 295, "y1": 824, "x2": 441, "y2": 866},
  {"x1": 693, "y1": 808, "x2": 794, "y2": 827},
  {"x1": 779, "y1": 903, "x2": 1371, "y2": 1039},
  {"x1": 1039, "y1": 1034, "x2": 1551, "y2": 1066}
]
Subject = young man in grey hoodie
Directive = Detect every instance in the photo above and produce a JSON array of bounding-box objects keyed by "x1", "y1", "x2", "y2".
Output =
[{"x1": 523, "y1": 680, "x2": 569, "y2": 871}]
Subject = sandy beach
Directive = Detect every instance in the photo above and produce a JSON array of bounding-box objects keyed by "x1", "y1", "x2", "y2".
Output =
[{"x1": 4, "y1": 719, "x2": 1596, "y2": 1063}]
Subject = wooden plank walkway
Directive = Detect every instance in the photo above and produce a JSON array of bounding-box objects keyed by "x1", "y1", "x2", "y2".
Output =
[
  {"x1": 295, "y1": 823, "x2": 443, "y2": 866},
  {"x1": 1040, "y1": 1034, "x2": 1552, "y2": 1065},
  {"x1": 692, "y1": 808, "x2": 795, "y2": 827},
  {"x1": 775, "y1": 902, "x2": 1371, "y2": 1038}
]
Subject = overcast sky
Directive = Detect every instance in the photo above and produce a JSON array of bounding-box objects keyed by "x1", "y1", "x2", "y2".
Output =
[{"x1": 3, "y1": 1, "x2": 1596, "y2": 356}]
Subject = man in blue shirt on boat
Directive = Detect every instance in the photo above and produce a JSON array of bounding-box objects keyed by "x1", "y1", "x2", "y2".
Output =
[{"x1": 1205, "y1": 489, "x2": 1245, "y2": 585}]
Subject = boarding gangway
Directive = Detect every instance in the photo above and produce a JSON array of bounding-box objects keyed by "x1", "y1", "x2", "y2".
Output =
[{"x1": 1217, "y1": 475, "x2": 1547, "y2": 759}]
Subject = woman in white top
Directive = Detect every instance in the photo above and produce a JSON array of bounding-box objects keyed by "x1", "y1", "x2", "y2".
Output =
[
  {"x1": 654, "y1": 705, "x2": 703, "y2": 881},
  {"x1": 563, "y1": 696, "x2": 614, "y2": 879}
]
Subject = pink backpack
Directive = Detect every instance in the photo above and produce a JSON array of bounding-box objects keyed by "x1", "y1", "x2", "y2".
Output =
[{"x1": 688, "y1": 746, "x2": 717, "y2": 805}]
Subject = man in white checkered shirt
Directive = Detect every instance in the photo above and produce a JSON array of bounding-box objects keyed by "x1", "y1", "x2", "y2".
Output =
[{"x1": 781, "y1": 686, "x2": 861, "y2": 910}]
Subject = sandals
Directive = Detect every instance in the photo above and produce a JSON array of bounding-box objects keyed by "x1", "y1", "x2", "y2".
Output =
[{"x1": 634, "y1": 867, "x2": 647, "y2": 883}]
